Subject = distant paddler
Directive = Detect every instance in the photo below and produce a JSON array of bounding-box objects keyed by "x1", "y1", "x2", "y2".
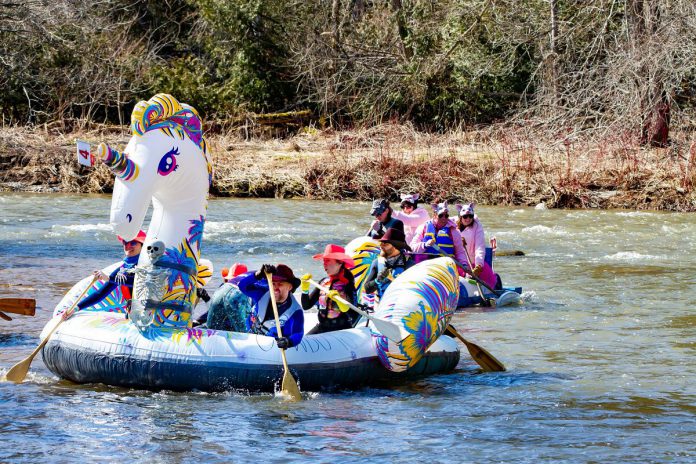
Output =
[
  {"x1": 409, "y1": 201, "x2": 468, "y2": 274},
  {"x1": 455, "y1": 203, "x2": 497, "y2": 290},
  {"x1": 367, "y1": 198, "x2": 404, "y2": 240},
  {"x1": 363, "y1": 228, "x2": 415, "y2": 298},
  {"x1": 392, "y1": 193, "x2": 429, "y2": 244}
]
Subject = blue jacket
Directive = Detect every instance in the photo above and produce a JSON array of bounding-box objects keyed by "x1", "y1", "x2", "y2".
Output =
[
  {"x1": 78, "y1": 254, "x2": 139, "y2": 310},
  {"x1": 237, "y1": 272, "x2": 304, "y2": 347}
]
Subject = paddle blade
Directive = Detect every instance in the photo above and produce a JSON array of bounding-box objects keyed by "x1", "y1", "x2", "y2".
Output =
[
  {"x1": 0, "y1": 298, "x2": 36, "y2": 316},
  {"x1": 4, "y1": 356, "x2": 33, "y2": 383},
  {"x1": 446, "y1": 325, "x2": 506, "y2": 372},
  {"x1": 461, "y1": 339, "x2": 506, "y2": 372},
  {"x1": 372, "y1": 318, "x2": 407, "y2": 343},
  {"x1": 495, "y1": 291, "x2": 521, "y2": 307},
  {"x1": 281, "y1": 368, "x2": 302, "y2": 402}
]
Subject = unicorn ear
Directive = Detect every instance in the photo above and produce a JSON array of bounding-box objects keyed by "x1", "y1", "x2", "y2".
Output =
[
  {"x1": 469, "y1": 202, "x2": 476, "y2": 209},
  {"x1": 443, "y1": 200, "x2": 448, "y2": 208},
  {"x1": 412, "y1": 193, "x2": 419, "y2": 201},
  {"x1": 456, "y1": 204, "x2": 463, "y2": 212}
]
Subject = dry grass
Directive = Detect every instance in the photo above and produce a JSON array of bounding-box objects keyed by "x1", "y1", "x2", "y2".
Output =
[{"x1": 1, "y1": 122, "x2": 695, "y2": 211}]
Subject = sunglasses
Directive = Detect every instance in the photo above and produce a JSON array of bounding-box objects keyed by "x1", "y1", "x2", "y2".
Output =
[
  {"x1": 461, "y1": 214, "x2": 474, "y2": 219},
  {"x1": 122, "y1": 240, "x2": 140, "y2": 247},
  {"x1": 437, "y1": 213, "x2": 449, "y2": 218}
]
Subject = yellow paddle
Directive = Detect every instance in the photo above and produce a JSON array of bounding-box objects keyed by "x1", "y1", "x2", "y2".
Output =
[
  {"x1": 445, "y1": 325, "x2": 506, "y2": 372},
  {"x1": 307, "y1": 279, "x2": 407, "y2": 342},
  {"x1": 4, "y1": 276, "x2": 97, "y2": 383},
  {"x1": 265, "y1": 272, "x2": 302, "y2": 401}
]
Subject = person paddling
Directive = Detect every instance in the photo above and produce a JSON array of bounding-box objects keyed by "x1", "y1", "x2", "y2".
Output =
[
  {"x1": 238, "y1": 264, "x2": 304, "y2": 348},
  {"x1": 300, "y1": 244, "x2": 358, "y2": 333},
  {"x1": 363, "y1": 228, "x2": 414, "y2": 298},
  {"x1": 456, "y1": 203, "x2": 498, "y2": 290},
  {"x1": 77, "y1": 230, "x2": 146, "y2": 311},
  {"x1": 367, "y1": 199, "x2": 404, "y2": 239}
]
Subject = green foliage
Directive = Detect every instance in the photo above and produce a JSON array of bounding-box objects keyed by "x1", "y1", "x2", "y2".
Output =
[{"x1": 2, "y1": 0, "x2": 694, "y2": 133}]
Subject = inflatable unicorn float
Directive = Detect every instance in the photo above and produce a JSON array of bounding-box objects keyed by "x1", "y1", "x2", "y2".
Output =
[{"x1": 40, "y1": 94, "x2": 462, "y2": 392}]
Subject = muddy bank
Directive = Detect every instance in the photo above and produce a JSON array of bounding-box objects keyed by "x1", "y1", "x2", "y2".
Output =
[{"x1": 1, "y1": 124, "x2": 695, "y2": 211}]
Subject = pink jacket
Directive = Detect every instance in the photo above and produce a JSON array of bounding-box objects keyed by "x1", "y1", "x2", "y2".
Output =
[
  {"x1": 410, "y1": 219, "x2": 468, "y2": 271},
  {"x1": 459, "y1": 217, "x2": 487, "y2": 267},
  {"x1": 392, "y1": 207, "x2": 430, "y2": 244}
]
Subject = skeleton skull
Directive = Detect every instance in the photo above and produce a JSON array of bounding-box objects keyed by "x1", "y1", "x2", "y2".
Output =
[{"x1": 146, "y1": 240, "x2": 165, "y2": 263}]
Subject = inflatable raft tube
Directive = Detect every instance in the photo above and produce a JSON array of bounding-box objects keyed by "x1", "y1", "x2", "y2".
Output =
[
  {"x1": 42, "y1": 273, "x2": 459, "y2": 392},
  {"x1": 40, "y1": 311, "x2": 459, "y2": 392}
]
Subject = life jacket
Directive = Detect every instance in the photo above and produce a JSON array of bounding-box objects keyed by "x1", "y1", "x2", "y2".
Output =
[
  {"x1": 375, "y1": 254, "x2": 411, "y2": 297},
  {"x1": 249, "y1": 292, "x2": 303, "y2": 335},
  {"x1": 424, "y1": 221, "x2": 455, "y2": 257}
]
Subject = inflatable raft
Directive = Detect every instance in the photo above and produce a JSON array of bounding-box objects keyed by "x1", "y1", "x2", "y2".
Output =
[
  {"x1": 346, "y1": 236, "x2": 523, "y2": 311},
  {"x1": 39, "y1": 94, "x2": 462, "y2": 392},
  {"x1": 41, "y1": 261, "x2": 461, "y2": 392}
]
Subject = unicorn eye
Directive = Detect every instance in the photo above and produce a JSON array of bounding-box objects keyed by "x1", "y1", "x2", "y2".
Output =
[{"x1": 157, "y1": 147, "x2": 179, "y2": 176}]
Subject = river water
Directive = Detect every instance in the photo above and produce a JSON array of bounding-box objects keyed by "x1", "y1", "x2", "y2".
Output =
[{"x1": 0, "y1": 193, "x2": 694, "y2": 463}]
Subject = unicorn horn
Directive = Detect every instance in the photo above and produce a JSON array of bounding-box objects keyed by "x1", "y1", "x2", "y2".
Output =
[{"x1": 98, "y1": 143, "x2": 139, "y2": 182}]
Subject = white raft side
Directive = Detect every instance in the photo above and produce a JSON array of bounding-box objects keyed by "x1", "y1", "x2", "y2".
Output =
[
  {"x1": 39, "y1": 311, "x2": 380, "y2": 367},
  {"x1": 372, "y1": 256, "x2": 460, "y2": 372}
]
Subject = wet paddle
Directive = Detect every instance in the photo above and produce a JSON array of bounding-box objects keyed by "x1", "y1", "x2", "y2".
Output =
[
  {"x1": 4, "y1": 276, "x2": 97, "y2": 384},
  {"x1": 265, "y1": 272, "x2": 302, "y2": 401},
  {"x1": 307, "y1": 279, "x2": 407, "y2": 342},
  {"x1": 445, "y1": 325, "x2": 506, "y2": 372},
  {"x1": 0, "y1": 298, "x2": 36, "y2": 316}
]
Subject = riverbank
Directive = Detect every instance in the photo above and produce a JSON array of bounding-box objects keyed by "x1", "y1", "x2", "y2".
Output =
[{"x1": 1, "y1": 124, "x2": 694, "y2": 211}]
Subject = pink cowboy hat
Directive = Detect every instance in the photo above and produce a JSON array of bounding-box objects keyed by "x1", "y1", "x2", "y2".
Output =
[{"x1": 312, "y1": 244, "x2": 356, "y2": 268}]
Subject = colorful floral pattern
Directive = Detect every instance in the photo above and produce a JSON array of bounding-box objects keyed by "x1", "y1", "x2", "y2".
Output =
[{"x1": 372, "y1": 257, "x2": 458, "y2": 372}]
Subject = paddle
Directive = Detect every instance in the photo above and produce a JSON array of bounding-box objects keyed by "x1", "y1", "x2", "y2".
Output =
[
  {"x1": 307, "y1": 279, "x2": 407, "y2": 342},
  {"x1": 4, "y1": 276, "x2": 97, "y2": 384},
  {"x1": 430, "y1": 243, "x2": 521, "y2": 306},
  {"x1": 445, "y1": 325, "x2": 506, "y2": 372},
  {"x1": 0, "y1": 298, "x2": 36, "y2": 316},
  {"x1": 0, "y1": 311, "x2": 12, "y2": 321},
  {"x1": 461, "y1": 238, "x2": 493, "y2": 307},
  {"x1": 265, "y1": 272, "x2": 302, "y2": 401}
]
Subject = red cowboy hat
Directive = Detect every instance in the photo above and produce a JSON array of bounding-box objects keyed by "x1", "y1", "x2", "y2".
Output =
[
  {"x1": 117, "y1": 230, "x2": 146, "y2": 245},
  {"x1": 312, "y1": 244, "x2": 355, "y2": 268}
]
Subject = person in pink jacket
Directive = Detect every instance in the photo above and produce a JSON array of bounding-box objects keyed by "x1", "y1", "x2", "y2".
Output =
[
  {"x1": 392, "y1": 193, "x2": 430, "y2": 244},
  {"x1": 409, "y1": 201, "x2": 468, "y2": 276},
  {"x1": 456, "y1": 203, "x2": 497, "y2": 289}
]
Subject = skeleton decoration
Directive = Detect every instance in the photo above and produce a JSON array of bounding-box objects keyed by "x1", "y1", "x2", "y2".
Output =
[
  {"x1": 132, "y1": 240, "x2": 171, "y2": 327},
  {"x1": 146, "y1": 240, "x2": 165, "y2": 264}
]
